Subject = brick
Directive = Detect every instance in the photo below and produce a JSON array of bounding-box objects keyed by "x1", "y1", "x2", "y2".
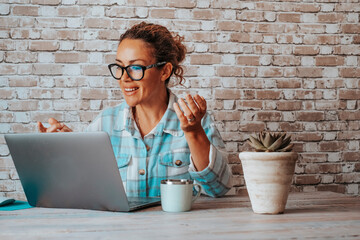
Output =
[
  {"x1": 235, "y1": 56, "x2": 260, "y2": 67},
  {"x1": 57, "y1": 30, "x2": 82, "y2": 40},
  {"x1": 319, "y1": 142, "x2": 347, "y2": 152},
  {"x1": 167, "y1": 0, "x2": 196, "y2": 8},
  {"x1": 297, "y1": 68, "x2": 323, "y2": 78},
  {"x1": 295, "y1": 133, "x2": 323, "y2": 142},
  {"x1": 278, "y1": 13, "x2": 301, "y2": 23},
  {"x1": 83, "y1": 65, "x2": 108, "y2": 76},
  {"x1": 317, "y1": 184, "x2": 346, "y2": 194},
  {"x1": 216, "y1": 66, "x2": 243, "y2": 77},
  {"x1": 276, "y1": 79, "x2": 301, "y2": 88},
  {"x1": 317, "y1": 35, "x2": 339, "y2": 45},
  {"x1": 13, "y1": 6, "x2": 39, "y2": 16},
  {"x1": 10, "y1": 29, "x2": 41, "y2": 39},
  {"x1": 9, "y1": 77, "x2": 38, "y2": 87},
  {"x1": 84, "y1": 18, "x2": 111, "y2": 28},
  {"x1": 5, "y1": 52, "x2": 37, "y2": 63},
  {"x1": 258, "y1": 23, "x2": 285, "y2": 33},
  {"x1": 80, "y1": 89, "x2": 109, "y2": 100},
  {"x1": 256, "y1": 111, "x2": 282, "y2": 121},
  {"x1": 191, "y1": 32, "x2": 217, "y2": 43},
  {"x1": 334, "y1": 46, "x2": 360, "y2": 55},
  {"x1": 300, "y1": 153, "x2": 327, "y2": 163},
  {"x1": 296, "y1": 112, "x2": 324, "y2": 121},
  {"x1": 55, "y1": 53, "x2": 87, "y2": 63},
  {"x1": 318, "y1": 13, "x2": 344, "y2": 23},
  {"x1": 190, "y1": 54, "x2": 221, "y2": 65},
  {"x1": 343, "y1": 152, "x2": 360, "y2": 162},
  {"x1": 29, "y1": 41, "x2": 59, "y2": 51},
  {"x1": 0, "y1": 180, "x2": 15, "y2": 192},
  {"x1": 338, "y1": 131, "x2": 360, "y2": 140},
  {"x1": 237, "y1": 11, "x2": 264, "y2": 22},
  {"x1": 316, "y1": 56, "x2": 344, "y2": 66},
  {"x1": 0, "y1": 65, "x2": 17, "y2": 75},
  {"x1": 30, "y1": 89, "x2": 62, "y2": 99},
  {"x1": 8, "y1": 101, "x2": 38, "y2": 111},
  {"x1": 273, "y1": 56, "x2": 300, "y2": 66},
  {"x1": 231, "y1": 164, "x2": 243, "y2": 175},
  {"x1": 230, "y1": 33, "x2": 262, "y2": 43},
  {"x1": 214, "y1": 89, "x2": 241, "y2": 100},
  {"x1": 335, "y1": 173, "x2": 360, "y2": 184},
  {"x1": 193, "y1": 9, "x2": 220, "y2": 20},
  {"x1": 339, "y1": 90, "x2": 360, "y2": 100},
  {"x1": 294, "y1": 46, "x2": 319, "y2": 55},
  {"x1": 276, "y1": 101, "x2": 302, "y2": 111},
  {"x1": 259, "y1": 67, "x2": 282, "y2": 77},
  {"x1": 31, "y1": 0, "x2": 61, "y2": 5},
  {"x1": 33, "y1": 64, "x2": 63, "y2": 75},
  {"x1": 339, "y1": 68, "x2": 360, "y2": 78},
  {"x1": 217, "y1": 21, "x2": 242, "y2": 31},
  {"x1": 58, "y1": 6, "x2": 90, "y2": 16},
  {"x1": 238, "y1": 122, "x2": 265, "y2": 132},
  {"x1": 295, "y1": 175, "x2": 321, "y2": 185},
  {"x1": 236, "y1": 100, "x2": 262, "y2": 110},
  {"x1": 256, "y1": 90, "x2": 281, "y2": 100},
  {"x1": 294, "y1": 3, "x2": 320, "y2": 13}
]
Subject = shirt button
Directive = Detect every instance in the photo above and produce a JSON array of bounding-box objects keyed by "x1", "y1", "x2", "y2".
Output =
[
  {"x1": 139, "y1": 169, "x2": 145, "y2": 175},
  {"x1": 175, "y1": 160, "x2": 182, "y2": 166},
  {"x1": 146, "y1": 145, "x2": 150, "y2": 151}
]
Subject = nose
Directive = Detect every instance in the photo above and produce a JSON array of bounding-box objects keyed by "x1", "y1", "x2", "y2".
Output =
[{"x1": 121, "y1": 69, "x2": 132, "y2": 82}]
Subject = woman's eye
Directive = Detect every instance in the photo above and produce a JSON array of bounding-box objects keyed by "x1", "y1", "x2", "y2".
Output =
[{"x1": 130, "y1": 65, "x2": 142, "y2": 71}]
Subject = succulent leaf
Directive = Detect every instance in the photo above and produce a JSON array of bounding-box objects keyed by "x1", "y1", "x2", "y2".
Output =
[
  {"x1": 247, "y1": 131, "x2": 293, "y2": 152},
  {"x1": 263, "y1": 132, "x2": 273, "y2": 148}
]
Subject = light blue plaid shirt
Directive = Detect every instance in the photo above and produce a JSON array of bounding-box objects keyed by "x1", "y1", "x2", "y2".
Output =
[{"x1": 86, "y1": 89, "x2": 232, "y2": 197}]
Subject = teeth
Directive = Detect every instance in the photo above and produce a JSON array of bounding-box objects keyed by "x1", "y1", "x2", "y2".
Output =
[{"x1": 124, "y1": 88, "x2": 138, "y2": 92}]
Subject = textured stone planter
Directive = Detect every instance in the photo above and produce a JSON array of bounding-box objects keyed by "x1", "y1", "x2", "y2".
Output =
[{"x1": 239, "y1": 152, "x2": 298, "y2": 214}]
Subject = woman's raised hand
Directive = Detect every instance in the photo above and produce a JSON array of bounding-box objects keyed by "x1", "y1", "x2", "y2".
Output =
[
  {"x1": 173, "y1": 94, "x2": 207, "y2": 133},
  {"x1": 37, "y1": 118, "x2": 72, "y2": 133}
]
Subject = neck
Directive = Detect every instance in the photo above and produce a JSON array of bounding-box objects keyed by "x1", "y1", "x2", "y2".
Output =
[{"x1": 133, "y1": 89, "x2": 169, "y2": 137}]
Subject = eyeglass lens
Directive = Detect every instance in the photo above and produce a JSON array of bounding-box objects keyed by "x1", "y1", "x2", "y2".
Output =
[{"x1": 110, "y1": 65, "x2": 143, "y2": 81}]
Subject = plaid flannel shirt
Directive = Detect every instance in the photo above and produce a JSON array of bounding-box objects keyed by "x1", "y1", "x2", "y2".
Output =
[{"x1": 86, "y1": 89, "x2": 232, "y2": 197}]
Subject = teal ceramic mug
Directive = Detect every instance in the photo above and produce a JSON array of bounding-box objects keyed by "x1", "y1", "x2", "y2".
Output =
[{"x1": 160, "y1": 179, "x2": 202, "y2": 212}]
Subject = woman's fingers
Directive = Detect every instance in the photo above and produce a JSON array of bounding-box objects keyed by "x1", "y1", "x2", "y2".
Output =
[
  {"x1": 38, "y1": 118, "x2": 72, "y2": 133},
  {"x1": 46, "y1": 123, "x2": 63, "y2": 133},
  {"x1": 60, "y1": 124, "x2": 73, "y2": 132},
  {"x1": 178, "y1": 98, "x2": 194, "y2": 121},
  {"x1": 48, "y1": 118, "x2": 59, "y2": 125},
  {"x1": 173, "y1": 102, "x2": 187, "y2": 122},
  {"x1": 37, "y1": 121, "x2": 47, "y2": 133}
]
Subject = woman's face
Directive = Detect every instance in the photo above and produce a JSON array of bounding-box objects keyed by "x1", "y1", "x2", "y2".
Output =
[{"x1": 115, "y1": 38, "x2": 168, "y2": 108}]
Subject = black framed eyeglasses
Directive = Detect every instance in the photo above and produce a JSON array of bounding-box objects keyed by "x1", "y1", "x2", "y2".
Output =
[{"x1": 108, "y1": 61, "x2": 166, "y2": 81}]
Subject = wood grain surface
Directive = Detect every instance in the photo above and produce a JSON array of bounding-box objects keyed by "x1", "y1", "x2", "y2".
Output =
[{"x1": 1, "y1": 192, "x2": 359, "y2": 239}]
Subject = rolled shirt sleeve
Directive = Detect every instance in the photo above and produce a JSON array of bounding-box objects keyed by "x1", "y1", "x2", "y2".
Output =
[{"x1": 188, "y1": 118, "x2": 232, "y2": 197}]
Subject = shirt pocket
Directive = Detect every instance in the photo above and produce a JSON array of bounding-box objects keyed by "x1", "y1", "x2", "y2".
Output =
[
  {"x1": 159, "y1": 151, "x2": 191, "y2": 177},
  {"x1": 115, "y1": 153, "x2": 131, "y2": 189},
  {"x1": 116, "y1": 153, "x2": 131, "y2": 168}
]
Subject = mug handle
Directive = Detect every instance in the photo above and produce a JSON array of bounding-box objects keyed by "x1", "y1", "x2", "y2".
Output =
[{"x1": 192, "y1": 184, "x2": 202, "y2": 203}]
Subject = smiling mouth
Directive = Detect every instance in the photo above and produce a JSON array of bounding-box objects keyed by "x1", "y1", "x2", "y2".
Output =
[{"x1": 124, "y1": 87, "x2": 139, "y2": 92}]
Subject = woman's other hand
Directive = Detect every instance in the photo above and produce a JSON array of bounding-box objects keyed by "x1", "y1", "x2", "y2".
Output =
[
  {"x1": 37, "y1": 118, "x2": 73, "y2": 133},
  {"x1": 173, "y1": 94, "x2": 207, "y2": 133}
]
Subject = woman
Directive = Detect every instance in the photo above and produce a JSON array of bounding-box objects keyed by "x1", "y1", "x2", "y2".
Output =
[{"x1": 38, "y1": 22, "x2": 232, "y2": 197}]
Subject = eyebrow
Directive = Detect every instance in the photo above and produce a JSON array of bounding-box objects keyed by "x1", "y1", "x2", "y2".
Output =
[{"x1": 115, "y1": 58, "x2": 147, "y2": 64}]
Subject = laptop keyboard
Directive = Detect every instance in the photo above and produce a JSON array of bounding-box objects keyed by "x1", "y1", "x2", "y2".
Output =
[{"x1": 127, "y1": 197, "x2": 160, "y2": 208}]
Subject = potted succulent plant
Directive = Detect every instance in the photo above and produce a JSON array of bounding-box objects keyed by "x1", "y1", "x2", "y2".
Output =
[{"x1": 239, "y1": 132, "x2": 298, "y2": 214}]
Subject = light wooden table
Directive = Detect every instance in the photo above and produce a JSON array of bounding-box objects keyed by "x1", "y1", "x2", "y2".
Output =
[{"x1": 1, "y1": 191, "x2": 359, "y2": 239}]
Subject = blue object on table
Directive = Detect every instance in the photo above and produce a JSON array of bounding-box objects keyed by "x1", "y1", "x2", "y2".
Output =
[{"x1": 0, "y1": 198, "x2": 34, "y2": 211}]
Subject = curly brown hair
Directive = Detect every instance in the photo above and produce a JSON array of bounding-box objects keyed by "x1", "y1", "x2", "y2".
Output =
[{"x1": 119, "y1": 22, "x2": 186, "y2": 86}]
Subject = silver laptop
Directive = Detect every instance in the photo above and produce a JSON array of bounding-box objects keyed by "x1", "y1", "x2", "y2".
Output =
[{"x1": 5, "y1": 132, "x2": 160, "y2": 212}]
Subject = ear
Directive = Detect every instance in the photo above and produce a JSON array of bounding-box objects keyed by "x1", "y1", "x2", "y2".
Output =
[{"x1": 160, "y1": 62, "x2": 173, "y2": 82}]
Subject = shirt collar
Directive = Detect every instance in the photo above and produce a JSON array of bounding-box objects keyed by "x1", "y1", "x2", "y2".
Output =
[{"x1": 113, "y1": 89, "x2": 184, "y2": 137}]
